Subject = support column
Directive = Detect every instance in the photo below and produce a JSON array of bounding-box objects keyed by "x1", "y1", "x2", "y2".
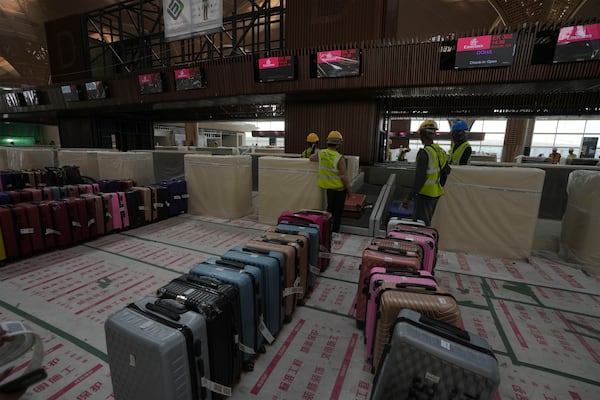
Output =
[
  {"x1": 185, "y1": 122, "x2": 197, "y2": 146},
  {"x1": 501, "y1": 118, "x2": 535, "y2": 162}
]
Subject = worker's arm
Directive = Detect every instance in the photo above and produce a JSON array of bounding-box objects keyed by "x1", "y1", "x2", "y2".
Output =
[
  {"x1": 337, "y1": 157, "x2": 352, "y2": 194},
  {"x1": 309, "y1": 152, "x2": 318, "y2": 162}
]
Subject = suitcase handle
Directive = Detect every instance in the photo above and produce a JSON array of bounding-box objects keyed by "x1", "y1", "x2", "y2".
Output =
[
  {"x1": 242, "y1": 246, "x2": 269, "y2": 255},
  {"x1": 215, "y1": 259, "x2": 245, "y2": 270},
  {"x1": 385, "y1": 268, "x2": 422, "y2": 276},
  {"x1": 145, "y1": 300, "x2": 184, "y2": 321},
  {"x1": 274, "y1": 228, "x2": 300, "y2": 236},
  {"x1": 260, "y1": 236, "x2": 292, "y2": 246},
  {"x1": 186, "y1": 274, "x2": 223, "y2": 289},
  {"x1": 374, "y1": 246, "x2": 412, "y2": 256},
  {"x1": 395, "y1": 283, "x2": 437, "y2": 291},
  {"x1": 418, "y1": 314, "x2": 470, "y2": 341}
]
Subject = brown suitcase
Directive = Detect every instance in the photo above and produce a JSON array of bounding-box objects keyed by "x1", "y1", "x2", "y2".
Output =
[
  {"x1": 371, "y1": 237, "x2": 425, "y2": 261},
  {"x1": 246, "y1": 238, "x2": 301, "y2": 322},
  {"x1": 265, "y1": 229, "x2": 310, "y2": 300},
  {"x1": 355, "y1": 244, "x2": 424, "y2": 327},
  {"x1": 372, "y1": 282, "x2": 461, "y2": 370},
  {"x1": 132, "y1": 187, "x2": 152, "y2": 223}
]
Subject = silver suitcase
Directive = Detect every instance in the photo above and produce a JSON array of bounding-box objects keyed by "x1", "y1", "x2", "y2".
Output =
[
  {"x1": 105, "y1": 296, "x2": 213, "y2": 400},
  {"x1": 371, "y1": 309, "x2": 500, "y2": 400}
]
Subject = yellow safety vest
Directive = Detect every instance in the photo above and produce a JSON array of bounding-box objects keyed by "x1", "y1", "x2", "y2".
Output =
[
  {"x1": 301, "y1": 146, "x2": 313, "y2": 158},
  {"x1": 419, "y1": 144, "x2": 445, "y2": 198},
  {"x1": 317, "y1": 148, "x2": 344, "y2": 190},
  {"x1": 450, "y1": 141, "x2": 471, "y2": 165}
]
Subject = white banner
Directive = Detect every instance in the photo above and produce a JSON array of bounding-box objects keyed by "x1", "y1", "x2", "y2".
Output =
[{"x1": 163, "y1": 0, "x2": 223, "y2": 41}]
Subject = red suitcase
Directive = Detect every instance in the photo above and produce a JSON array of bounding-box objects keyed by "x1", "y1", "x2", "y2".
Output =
[
  {"x1": 132, "y1": 187, "x2": 152, "y2": 224},
  {"x1": 16, "y1": 203, "x2": 45, "y2": 252},
  {"x1": 81, "y1": 194, "x2": 105, "y2": 236},
  {"x1": 47, "y1": 200, "x2": 72, "y2": 247},
  {"x1": 4, "y1": 204, "x2": 33, "y2": 255},
  {"x1": 22, "y1": 188, "x2": 43, "y2": 202},
  {"x1": 62, "y1": 198, "x2": 90, "y2": 243},
  {"x1": 119, "y1": 179, "x2": 136, "y2": 191},
  {"x1": 355, "y1": 244, "x2": 423, "y2": 328},
  {"x1": 278, "y1": 210, "x2": 333, "y2": 270},
  {"x1": 100, "y1": 193, "x2": 117, "y2": 232},
  {"x1": 343, "y1": 193, "x2": 367, "y2": 218},
  {"x1": 78, "y1": 184, "x2": 94, "y2": 194},
  {"x1": 41, "y1": 187, "x2": 54, "y2": 200},
  {"x1": 6, "y1": 191, "x2": 22, "y2": 204},
  {"x1": 0, "y1": 206, "x2": 21, "y2": 258},
  {"x1": 116, "y1": 192, "x2": 131, "y2": 229},
  {"x1": 36, "y1": 201, "x2": 58, "y2": 249}
]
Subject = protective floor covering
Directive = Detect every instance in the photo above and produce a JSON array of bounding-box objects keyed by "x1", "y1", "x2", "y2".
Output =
[{"x1": 0, "y1": 215, "x2": 599, "y2": 399}]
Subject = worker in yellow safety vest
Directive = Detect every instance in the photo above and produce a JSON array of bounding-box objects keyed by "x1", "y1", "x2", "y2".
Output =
[
  {"x1": 402, "y1": 120, "x2": 447, "y2": 226},
  {"x1": 301, "y1": 133, "x2": 319, "y2": 158},
  {"x1": 310, "y1": 130, "x2": 351, "y2": 240},
  {"x1": 449, "y1": 119, "x2": 472, "y2": 165}
]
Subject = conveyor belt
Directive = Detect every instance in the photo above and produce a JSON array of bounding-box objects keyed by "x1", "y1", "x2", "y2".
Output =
[{"x1": 340, "y1": 183, "x2": 383, "y2": 234}]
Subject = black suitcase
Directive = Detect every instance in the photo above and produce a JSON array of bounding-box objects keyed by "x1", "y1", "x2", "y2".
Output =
[
  {"x1": 156, "y1": 274, "x2": 242, "y2": 389},
  {"x1": 148, "y1": 184, "x2": 169, "y2": 221},
  {"x1": 371, "y1": 309, "x2": 500, "y2": 400},
  {"x1": 105, "y1": 296, "x2": 221, "y2": 400},
  {"x1": 125, "y1": 190, "x2": 145, "y2": 228}
]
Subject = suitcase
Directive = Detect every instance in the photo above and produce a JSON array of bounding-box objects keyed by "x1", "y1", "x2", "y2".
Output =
[
  {"x1": 116, "y1": 192, "x2": 131, "y2": 229},
  {"x1": 148, "y1": 185, "x2": 169, "y2": 221},
  {"x1": 156, "y1": 274, "x2": 242, "y2": 386},
  {"x1": 222, "y1": 246, "x2": 284, "y2": 340},
  {"x1": 0, "y1": 206, "x2": 21, "y2": 259},
  {"x1": 119, "y1": 179, "x2": 137, "y2": 192},
  {"x1": 97, "y1": 179, "x2": 119, "y2": 193},
  {"x1": 48, "y1": 200, "x2": 72, "y2": 247},
  {"x1": 355, "y1": 244, "x2": 424, "y2": 328},
  {"x1": 387, "y1": 199, "x2": 414, "y2": 219},
  {"x1": 105, "y1": 296, "x2": 219, "y2": 400},
  {"x1": 371, "y1": 237, "x2": 425, "y2": 263},
  {"x1": 132, "y1": 187, "x2": 152, "y2": 223},
  {"x1": 371, "y1": 309, "x2": 500, "y2": 400},
  {"x1": 77, "y1": 184, "x2": 94, "y2": 194},
  {"x1": 278, "y1": 211, "x2": 331, "y2": 271},
  {"x1": 40, "y1": 187, "x2": 53, "y2": 200},
  {"x1": 62, "y1": 165, "x2": 83, "y2": 184},
  {"x1": 36, "y1": 201, "x2": 60, "y2": 249},
  {"x1": 47, "y1": 186, "x2": 62, "y2": 200},
  {"x1": 62, "y1": 197, "x2": 90, "y2": 243},
  {"x1": 0, "y1": 228, "x2": 6, "y2": 263},
  {"x1": 190, "y1": 258, "x2": 263, "y2": 371},
  {"x1": 274, "y1": 223, "x2": 319, "y2": 288},
  {"x1": 264, "y1": 229, "x2": 310, "y2": 298},
  {"x1": 160, "y1": 179, "x2": 188, "y2": 216},
  {"x1": 365, "y1": 268, "x2": 438, "y2": 363},
  {"x1": 0, "y1": 192, "x2": 10, "y2": 205},
  {"x1": 6, "y1": 191, "x2": 22, "y2": 204},
  {"x1": 125, "y1": 190, "x2": 145, "y2": 228},
  {"x1": 15, "y1": 203, "x2": 45, "y2": 252},
  {"x1": 79, "y1": 195, "x2": 103, "y2": 238},
  {"x1": 387, "y1": 218, "x2": 438, "y2": 241},
  {"x1": 387, "y1": 230, "x2": 437, "y2": 273},
  {"x1": 371, "y1": 282, "x2": 461, "y2": 369},
  {"x1": 246, "y1": 237, "x2": 300, "y2": 323},
  {"x1": 22, "y1": 188, "x2": 43, "y2": 202},
  {"x1": 91, "y1": 183, "x2": 100, "y2": 193},
  {"x1": 101, "y1": 193, "x2": 120, "y2": 231},
  {"x1": 344, "y1": 193, "x2": 367, "y2": 218},
  {"x1": 3, "y1": 204, "x2": 33, "y2": 256},
  {"x1": 45, "y1": 167, "x2": 65, "y2": 187},
  {"x1": 65, "y1": 185, "x2": 80, "y2": 197}
]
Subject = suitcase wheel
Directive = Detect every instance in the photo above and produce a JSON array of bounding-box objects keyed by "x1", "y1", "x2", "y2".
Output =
[{"x1": 243, "y1": 361, "x2": 255, "y2": 372}]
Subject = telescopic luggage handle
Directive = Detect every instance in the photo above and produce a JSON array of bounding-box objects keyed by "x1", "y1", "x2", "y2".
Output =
[
  {"x1": 418, "y1": 314, "x2": 470, "y2": 341},
  {"x1": 186, "y1": 273, "x2": 223, "y2": 289},
  {"x1": 215, "y1": 258, "x2": 246, "y2": 269}
]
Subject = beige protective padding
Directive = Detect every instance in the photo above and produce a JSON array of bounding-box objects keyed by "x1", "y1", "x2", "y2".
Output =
[
  {"x1": 6, "y1": 147, "x2": 55, "y2": 169},
  {"x1": 57, "y1": 150, "x2": 100, "y2": 179},
  {"x1": 97, "y1": 151, "x2": 155, "y2": 185},
  {"x1": 184, "y1": 154, "x2": 253, "y2": 219},
  {"x1": 0, "y1": 148, "x2": 8, "y2": 170},
  {"x1": 559, "y1": 170, "x2": 600, "y2": 267},
  {"x1": 258, "y1": 157, "x2": 325, "y2": 225},
  {"x1": 345, "y1": 155, "x2": 360, "y2": 180},
  {"x1": 432, "y1": 166, "x2": 545, "y2": 260}
]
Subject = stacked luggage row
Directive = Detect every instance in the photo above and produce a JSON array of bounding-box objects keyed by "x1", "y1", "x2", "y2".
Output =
[
  {"x1": 105, "y1": 210, "x2": 333, "y2": 400},
  {"x1": 0, "y1": 166, "x2": 188, "y2": 263},
  {"x1": 356, "y1": 218, "x2": 501, "y2": 399}
]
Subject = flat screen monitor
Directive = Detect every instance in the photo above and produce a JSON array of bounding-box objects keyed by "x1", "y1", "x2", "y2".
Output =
[
  {"x1": 3, "y1": 92, "x2": 23, "y2": 107},
  {"x1": 174, "y1": 67, "x2": 206, "y2": 91},
  {"x1": 22, "y1": 89, "x2": 40, "y2": 106},
  {"x1": 312, "y1": 48, "x2": 361, "y2": 78},
  {"x1": 553, "y1": 23, "x2": 600, "y2": 63},
  {"x1": 138, "y1": 73, "x2": 164, "y2": 94},
  {"x1": 255, "y1": 56, "x2": 297, "y2": 82},
  {"x1": 61, "y1": 84, "x2": 80, "y2": 102},
  {"x1": 85, "y1": 81, "x2": 107, "y2": 99},
  {"x1": 454, "y1": 33, "x2": 518, "y2": 69}
]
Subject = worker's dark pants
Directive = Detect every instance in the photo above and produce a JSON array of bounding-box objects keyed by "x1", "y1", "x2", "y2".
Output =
[
  {"x1": 413, "y1": 194, "x2": 439, "y2": 226},
  {"x1": 326, "y1": 188, "x2": 347, "y2": 233}
]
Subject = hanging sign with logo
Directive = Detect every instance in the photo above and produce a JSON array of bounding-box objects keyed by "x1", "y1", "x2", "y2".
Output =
[{"x1": 163, "y1": 0, "x2": 223, "y2": 41}]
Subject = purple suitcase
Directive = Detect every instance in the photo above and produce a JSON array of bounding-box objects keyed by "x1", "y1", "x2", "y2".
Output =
[{"x1": 365, "y1": 267, "x2": 437, "y2": 363}]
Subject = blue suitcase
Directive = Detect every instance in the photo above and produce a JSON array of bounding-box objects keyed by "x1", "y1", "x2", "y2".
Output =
[
  {"x1": 0, "y1": 192, "x2": 9, "y2": 205},
  {"x1": 97, "y1": 179, "x2": 120, "y2": 193},
  {"x1": 275, "y1": 223, "x2": 320, "y2": 288},
  {"x1": 160, "y1": 179, "x2": 188, "y2": 216},
  {"x1": 222, "y1": 246, "x2": 284, "y2": 340},
  {"x1": 190, "y1": 258, "x2": 264, "y2": 371},
  {"x1": 388, "y1": 199, "x2": 414, "y2": 219}
]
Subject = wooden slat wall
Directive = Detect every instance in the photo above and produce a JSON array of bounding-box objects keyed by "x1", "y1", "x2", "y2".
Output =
[{"x1": 285, "y1": 100, "x2": 379, "y2": 164}]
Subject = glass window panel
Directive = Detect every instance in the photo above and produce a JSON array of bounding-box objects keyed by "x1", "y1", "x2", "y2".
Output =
[
  {"x1": 481, "y1": 133, "x2": 505, "y2": 146},
  {"x1": 554, "y1": 134, "x2": 583, "y2": 148},
  {"x1": 530, "y1": 147, "x2": 551, "y2": 157},
  {"x1": 584, "y1": 120, "x2": 600, "y2": 133},
  {"x1": 533, "y1": 120, "x2": 558, "y2": 133},
  {"x1": 557, "y1": 120, "x2": 586, "y2": 133},
  {"x1": 471, "y1": 120, "x2": 484, "y2": 132},
  {"x1": 531, "y1": 134, "x2": 556, "y2": 146},
  {"x1": 477, "y1": 146, "x2": 502, "y2": 160},
  {"x1": 481, "y1": 119, "x2": 506, "y2": 133}
]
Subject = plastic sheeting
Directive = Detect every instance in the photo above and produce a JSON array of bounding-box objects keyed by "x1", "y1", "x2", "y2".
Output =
[
  {"x1": 153, "y1": 151, "x2": 187, "y2": 181},
  {"x1": 559, "y1": 170, "x2": 600, "y2": 267},
  {"x1": 345, "y1": 155, "x2": 360, "y2": 181},
  {"x1": 6, "y1": 148, "x2": 55, "y2": 170},
  {"x1": 97, "y1": 151, "x2": 155, "y2": 185},
  {"x1": 57, "y1": 150, "x2": 100, "y2": 179},
  {"x1": 432, "y1": 166, "x2": 545, "y2": 260},
  {"x1": 184, "y1": 155, "x2": 253, "y2": 219},
  {"x1": 258, "y1": 157, "x2": 325, "y2": 225},
  {"x1": 0, "y1": 148, "x2": 7, "y2": 170}
]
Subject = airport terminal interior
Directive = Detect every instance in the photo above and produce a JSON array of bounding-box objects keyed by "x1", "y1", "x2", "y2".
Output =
[{"x1": 0, "y1": 1, "x2": 599, "y2": 399}]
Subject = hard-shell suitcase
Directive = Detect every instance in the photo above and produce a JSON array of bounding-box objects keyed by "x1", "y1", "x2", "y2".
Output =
[
  {"x1": 156, "y1": 274, "x2": 242, "y2": 386},
  {"x1": 6, "y1": 191, "x2": 22, "y2": 204},
  {"x1": 65, "y1": 184, "x2": 80, "y2": 197},
  {"x1": 105, "y1": 296, "x2": 217, "y2": 400},
  {"x1": 372, "y1": 282, "x2": 461, "y2": 369},
  {"x1": 278, "y1": 212, "x2": 330, "y2": 271},
  {"x1": 125, "y1": 190, "x2": 145, "y2": 228},
  {"x1": 355, "y1": 244, "x2": 424, "y2": 328},
  {"x1": 344, "y1": 193, "x2": 367, "y2": 217},
  {"x1": 48, "y1": 200, "x2": 72, "y2": 247},
  {"x1": 160, "y1": 179, "x2": 188, "y2": 216},
  {"x1": 101, "y1": 193, "x2": 120, "y2": 231},
  {"x1": 119, "y1": 179, "x2": 136, "y2": 192},
  {"x1": 0, "y1": 206, "x2": 21, "y2": 259},
  {"x1": 62, "y1": 165, "x2": 83, "y2": 185},
  {"x1": 91, "y1": 183, "x2": 100, "y2": 193},
  {"x1": 387, "y1": 199, "x2": 414, "y2": 219},
  {"x1": 190, "y1": 258, "x2": 264, "y2": 370},
  {"x1": 36, "y1": 201, "x2": 59, "y2": 249},
  {"x1": 264, "y1": 230, "x2": 309, "y2": 299},
  {"x1": 387, "y1": 218, "x2": 439, "y2": 241},
  {"x1": 365, "y1": 268, "x2": 438, "y2": 363},
  {"x1": 48, "y1": 186, "x2": 62, "y2": 201},
  {"x1": 40, "y1": 187, "x2": 53, "y2": 200},
  {"x1": 148, "y1": 185, "x2": 169, "y2": 221},
  {"x1": 45, "y1": 167, "x2": 65, "y2": 187},
  {"x1": 62, "y1": 197, "x2": 89, "y2": 243},
  {"x1": 0, "y1": 192, "x2": 10, "y2": 205},
  {"x1": 77, "y1": 184, "x2": 93, "y2": 194},
  {"x1": 116, "y1": 192, "x2": 131, "y2": 229},
  {"x1": 274, "y1": 223, "x2": 319, "y2": 288},
  {"x1": 295, "y1": 210, "x2": 333, "y2": 256},
  {"x1": 246, "y1": 237, "x2": 301, "y2": 323},
  {"x1": 132, "y1": 187, "x2": 152, "y2": 223},
  {"x1": 22, "y1": 188, "x2": 42, "y2": 202},
  {"x1": 15, "y1": 203, "x2": 44, "y2": 252},
  {"x1": 0, "y1": 228, "x2": 6, "y2": 262},
  {"x1": 97, "y1": 179, "x2": 119, "y2": 193},
  {"x1": 371, "y1": 237, "x2": 424, "y2": 263},
  {"x1": 4, "y1": 204, "x2": 33, "y2": 256},
  {"x1": 80, "y1": 194, "x2": 105, "y2": 236},
  {"x1": 371, "y1": 309, "x2": 500, "y2": 400},
  {"x1": 222, "y1": 246, "x2": 283, "y2": 340},
  {"x1": 387, "y1": 230, "x2": 437, "y2": 273}
]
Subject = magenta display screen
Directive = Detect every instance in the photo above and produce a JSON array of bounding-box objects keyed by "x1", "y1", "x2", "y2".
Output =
[
  {"x1": 255, "y1": 56, "x2": 296, "y2": 82},
  {"x1": 138, "y1": 73, "x2": 163, "y2": 94},
  {"x1": 313, "y1": 49, "x2": 361, "y2": 78},
  {"x1": 454, "y1": 33, "x2": 518, "y2": 69},
  {"x1": 553, "y1": 23, "x2": 600, "y2": 63},
  {"x1": 174, "y1": 67, "x2": 205, "y2": 91}
]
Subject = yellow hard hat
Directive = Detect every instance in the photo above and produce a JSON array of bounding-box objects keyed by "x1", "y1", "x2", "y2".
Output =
[
  {"x1": 327, "y1": 130, "x2": 343, "y2": 144},
  {"x1": 419, "y1": 120, "x2": 438, "y2": 131},
  {"x1": 306, "y1": 133, "x2": 319, "y2": 143}
]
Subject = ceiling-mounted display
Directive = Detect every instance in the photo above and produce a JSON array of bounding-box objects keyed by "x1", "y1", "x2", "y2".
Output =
[
  {"x1": 85, "y1": 81, "x2": 108, "y2": 99},
  {"x1": 22, "y1": 89, "x2": 41, "y2": 106},
  {"x1": 174, "y1": 67, "x2": 206, "y2": 91},
  {"x1": 61, "y1": 85, "x2": 80, "y2": 102},
  {"x1": 254, "y1": 56, "x2": 297, "y2": 83},
  {"x1": 311, "y1": 49, "x2": 361, "y2": 78},
  {"x1": 162, "y1": 0, "x2": 223, "y2": 40},
  {"x1": 454, "y1": 33, "x2": 518, "y2": 69},
  {"x1": 138, "y1": 73, "x2": 164, "y2": 95},
  {"x1": 3, "y1": 92, "x2": 23, "y2": 108},
  {"x1": 553, "y1": 23, "x2": 600, "y2": 63}
]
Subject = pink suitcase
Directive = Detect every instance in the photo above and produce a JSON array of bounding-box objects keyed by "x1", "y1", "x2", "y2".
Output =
[
  {"x1": 364, "y1": 267, "x2": 437, "y2": 362},
  {"x1": 387, "y1": 229, "x2": 437, "y2": 272},
  {"x1": 278, "y1": 210, "x2": 332, "y2": 269},
  {"x1": 387, "y1": 218, "x2": 439, "y2": 242},
  {"x1": 102, "y1": 193, "x2": 122, "y2": 230},
  {"x1": 116, "y1": 191, "x2": 130, "y2": 229},
  {"x1": 92, "y1": 183, "x2": 100, "y2": 193},
  {"x1": 78, "y1": 184, "x2": 93, "y2": 194}
]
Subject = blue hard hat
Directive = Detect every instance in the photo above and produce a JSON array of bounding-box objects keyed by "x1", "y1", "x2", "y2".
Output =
[{"x1": 451, "y1": 120, "x2": 469, "y2": 132}]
